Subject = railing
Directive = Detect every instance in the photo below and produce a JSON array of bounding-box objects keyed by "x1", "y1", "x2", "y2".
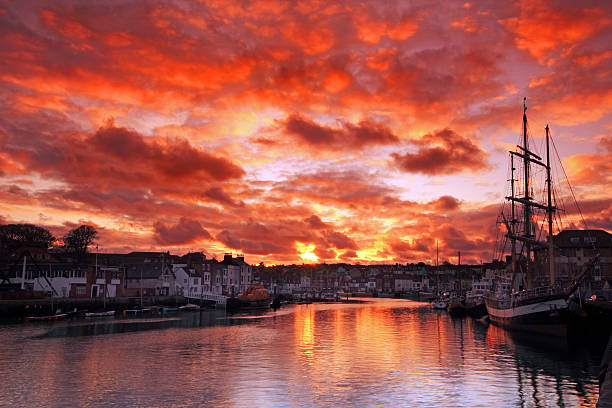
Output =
[
  {"x1": 511, "y1": 285, "x2": 566, "y2": 303},
  {"x1": 486, "y1": 284, "x2": 566, "y2": 309},
  {"x1": 186, "y1": 292, "x2": 227, "y2": 305}
]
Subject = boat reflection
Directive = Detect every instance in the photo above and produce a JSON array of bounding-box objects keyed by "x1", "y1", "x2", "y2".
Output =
[{"x1": 485, "y1": 324, "x2": 601, "y2": 407}]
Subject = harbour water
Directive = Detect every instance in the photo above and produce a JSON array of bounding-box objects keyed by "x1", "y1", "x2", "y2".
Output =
[{"x1": 0, "y1": 298, "x2": 602, "y2": 407}]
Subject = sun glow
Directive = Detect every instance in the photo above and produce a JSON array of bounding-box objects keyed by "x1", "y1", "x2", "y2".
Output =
[{"x1": 296, "y1": 242, "x2": 319, "y2": 263}]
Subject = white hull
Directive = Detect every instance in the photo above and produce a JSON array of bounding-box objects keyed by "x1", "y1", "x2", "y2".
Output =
[
  {"x1": 486, "y1": 298, "x2": 567, "y2": 319},
  {"x1": 485, "y1": 296, "x2": 569, "y2": 336}
]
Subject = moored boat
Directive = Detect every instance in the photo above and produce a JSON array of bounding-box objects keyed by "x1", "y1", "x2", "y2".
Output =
[
  {"x1": 484, "y1": 99, "x2": 599, "y2": 336},
  {"x1": 418, "y1": 291, "x2": 435, "y2": 301},
  {"x1": 25, "y1": 313, "x2": 67, "y2": 322},
  {"x1": 227, "y1": 283, "x2": 271, "y2": 310},
  {"x1": 123, "y1": 308, "x2": 151, "y2": 316},
  {"x1": 447, "y1": 298, "x2": 467, "y2": 317},
  {"x1": 179, "y1": 303, "x2": 200, "y2": 311},
  {"x1": 432, "y1": 299, "x2": 448, "y2": 310},
  {"x1": 85, "y1": 310, "x2": 115, "y2": 318},
  {"x1": 465, "y1": 296, "x2": 487, "y2": 318},
  {"x1": 352, "y1": 292, "x2": 373, "y2": 298}
]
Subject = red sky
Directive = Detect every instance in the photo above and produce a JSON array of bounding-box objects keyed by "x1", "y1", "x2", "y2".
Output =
[{"x1": 1, "y1": 0, "x2": 611, "y2": 265}]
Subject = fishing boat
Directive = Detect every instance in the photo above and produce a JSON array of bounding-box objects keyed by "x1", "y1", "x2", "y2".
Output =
[{"x1": 484, "y1": 99, "x2": 599, "y2": 336}]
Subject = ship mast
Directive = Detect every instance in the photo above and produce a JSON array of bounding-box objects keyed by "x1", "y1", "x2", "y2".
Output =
[
  {"x1": 504, "y1": 99, "x2": 554, "y2": 290},
  {"x1": 545, "y1": 125, "x2": 555, "y2": 285},
  {"x1": 522, "y1": 98, "x2": 532, "y2": 289},
  {"x1": 510, "y1": 154, "x2": 516, "y2": 277}
]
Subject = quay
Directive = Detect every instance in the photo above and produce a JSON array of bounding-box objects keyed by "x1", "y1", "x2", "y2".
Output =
[{"x1": 0, "y1": 295, "x2": 195, "y2": 320}]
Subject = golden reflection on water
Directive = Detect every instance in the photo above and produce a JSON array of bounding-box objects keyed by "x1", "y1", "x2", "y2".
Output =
[
  {"x1": 0, "y1": 300, "x2": 603, "y2": 407},
  {"x1": 295, "y1": 306, "x2": 315, "y2": 361}
]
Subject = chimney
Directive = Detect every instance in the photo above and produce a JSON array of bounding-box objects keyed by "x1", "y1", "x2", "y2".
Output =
[{"x1": 458, "y1": 251, "x2": 461, "y2": 266}]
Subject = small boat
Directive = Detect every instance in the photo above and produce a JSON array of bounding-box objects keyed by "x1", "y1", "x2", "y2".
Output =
[
  {"x1": 123, "y1": 308, "x2": 151, "y2": 316},
  {"x1": 352, "y1": 292, "x2": 374, "y2": 298},
  {"x1": 84, "y1": 310, "x2": 115, "y2": 318},
  {"x1": 25, "y1": 313, "x2": 67, "y2": 322},
  {"x1": 465, "y1": 296, "x2": 487, "y2": 318},
  {"x1": 448, "y1": 298, "x2": 468, "y2": 317},
  {"x1": 179, "y1": 303, "x2": 200, "y2": 311},
  {"x1": 432, "y1": 300, "x2": 448, "y2": 310},
  {"x1": 162, "y1": 306, "x2": 181, "y2": 313},
  {"x1": 419, "y1": 291, "x2": 436, "y2": 300}
]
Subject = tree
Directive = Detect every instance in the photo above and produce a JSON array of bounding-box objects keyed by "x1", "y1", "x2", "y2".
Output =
[
  {"x1": 63, "y1": 225, "x2": 98, "y2": 255},
  {"x1": 0, "y1": 224, "x2": 55, "y2": 250}
]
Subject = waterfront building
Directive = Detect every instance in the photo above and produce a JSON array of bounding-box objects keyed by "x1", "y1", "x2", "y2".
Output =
[
  {"x1": 221, "y1": 254, "x2": 241, "y2": 296},
  {"x1": 234, "y1": 255, "x2": 252, "y2": 294},
  {"x1": 8, "y1": 262, "x2": 88, "y2": 298},
  {"x1": 173, "y1": 264, "x2": 203, "y2": 297},
  {"x1": 124, "y1": 263, "x2": 176, "y2": 296},
  {"x1": 532, "y1": 229, "x2": 612, "y2": 290}
]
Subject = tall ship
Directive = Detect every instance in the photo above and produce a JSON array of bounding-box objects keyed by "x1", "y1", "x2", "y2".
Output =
[{"x1": 484, "y1": 99, "x2": 599, "y2": 336}]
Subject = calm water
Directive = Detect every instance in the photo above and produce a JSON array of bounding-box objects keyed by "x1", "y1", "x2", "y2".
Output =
[{"x1": 0, "y1": 299, "x2": 603, "y2": 407}]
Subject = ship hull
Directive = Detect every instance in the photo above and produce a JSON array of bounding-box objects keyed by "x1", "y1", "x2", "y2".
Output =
[{"x1": 485, "y1": 297, "x2": 569, "y2": 336}]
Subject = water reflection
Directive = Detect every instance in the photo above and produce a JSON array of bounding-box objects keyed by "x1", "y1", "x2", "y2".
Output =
[{"x1": 0, "y1": 299, "x2": 603, "y2": 407}]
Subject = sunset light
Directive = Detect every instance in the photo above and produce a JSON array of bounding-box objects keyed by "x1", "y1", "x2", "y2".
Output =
[
  {"x1": 296, "y1": 242, "x2": 319, "y2": 264},
  {"x1": 0, "y1": 0, "x2": 610, "y2": 266},
  {"x1": 1, "y1": 2, "x2": 611, "y2": 407}
]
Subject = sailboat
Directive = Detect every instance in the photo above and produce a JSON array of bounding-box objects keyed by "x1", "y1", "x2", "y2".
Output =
[
  {"x1": 432, "y1": 241, "x2": 449, "y2": 310},
  {"x1": 484, "y1": 99, "x2": 599, "y2": 336}
]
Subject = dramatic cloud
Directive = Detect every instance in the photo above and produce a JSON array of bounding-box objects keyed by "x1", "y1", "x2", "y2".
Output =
[
  {"x1": 391, "y1": 128, "x2": 488, "y2": 175},
  {"x1": 154, "y1": 217, "x2": 212, "y2": 245},
  {"x1": 0, "y1": 117, "x2": 244, "y2": 193},
  {"x1": 500, "y1": 0, "x2": 612, "y2": 64},
  {"x1": 0, "y1": 0, "x2": 610, "y2": 264},
  {"x1": 281, "y1": 113, "x2": 399, "y2": 149},
  {"x1": 564, "y1": 135, "x2": 612, "y2": 186}
]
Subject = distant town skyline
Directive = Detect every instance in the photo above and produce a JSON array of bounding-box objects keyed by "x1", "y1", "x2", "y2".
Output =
[{"x1": 1, "y1": 0, "x2": 611, "y2": 265}]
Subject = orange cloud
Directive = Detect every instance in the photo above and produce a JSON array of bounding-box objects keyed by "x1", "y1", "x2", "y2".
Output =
[
  {"x1": 500, "y1": 0, "x2": 611, "y2": 64},
  {"x1": 392, "y1": 128, "x2": 489, "y2": 175},
  {"x1": 0, "y1": 0, "x2": 611, "y2": 264},
  {"x1": 280, "y1": 113, "x2": 399, "y2": 149}
]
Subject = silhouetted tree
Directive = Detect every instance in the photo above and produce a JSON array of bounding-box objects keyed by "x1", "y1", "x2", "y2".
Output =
[
  {"x1": 63, "y1": 225, "x2": 98, "y2": 255},
  {"x1": 0, "y1": 224, "x2": 55, "y2": 250}
]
